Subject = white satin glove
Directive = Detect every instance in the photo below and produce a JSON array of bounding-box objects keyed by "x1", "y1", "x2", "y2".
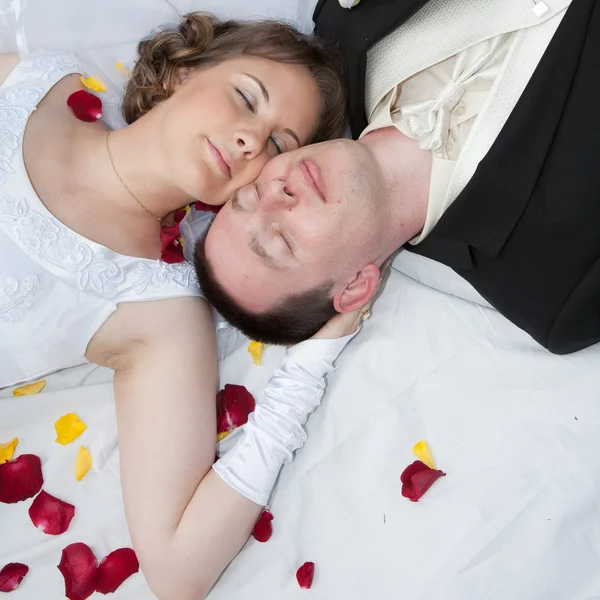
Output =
[{"x1": 213, "y1": 329, "x2": 360, "y2": 506}]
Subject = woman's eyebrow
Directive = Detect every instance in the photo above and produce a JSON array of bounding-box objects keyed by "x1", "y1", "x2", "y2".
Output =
[{"x1": 244, "y1": 73, "x2": 270, "y2": 103}]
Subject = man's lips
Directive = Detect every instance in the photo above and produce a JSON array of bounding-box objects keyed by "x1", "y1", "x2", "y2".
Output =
[
  {"x1": 207, "y1": 140, "x2": 232, "y2": 179},
  {"x1": 301, "y1": 160, "x2": 326, "y2": 203}
]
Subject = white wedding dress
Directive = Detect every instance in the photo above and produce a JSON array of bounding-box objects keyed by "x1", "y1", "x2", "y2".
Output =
[{"x1": 0, "y1": 55, "x2": 200, "y2": 388}]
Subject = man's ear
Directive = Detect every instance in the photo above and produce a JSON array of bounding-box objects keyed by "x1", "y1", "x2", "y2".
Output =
[{"x1": 333, "y1": 264, "x2": 380, "y2": 313}]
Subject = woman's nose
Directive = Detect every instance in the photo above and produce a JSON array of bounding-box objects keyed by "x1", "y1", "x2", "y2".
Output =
[{"x1": 236, "y1": 128, "x2": 266, "y2": 160}]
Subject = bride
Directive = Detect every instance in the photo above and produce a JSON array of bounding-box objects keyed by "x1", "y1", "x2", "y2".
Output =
[{"x1": 0, "y1": 12, "x2": 361, "y2": 599}]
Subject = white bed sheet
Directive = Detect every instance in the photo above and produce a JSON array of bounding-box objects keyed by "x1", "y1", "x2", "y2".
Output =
[
  {"x1": 4, "y1": 2, "x2": 600, "y2": 596},
  {"x1": 2, "y1": 252, "x2": 600, "y2": 600},
  {"x1": 9, "y1": 0, "x2": 319, "y2": 58}
]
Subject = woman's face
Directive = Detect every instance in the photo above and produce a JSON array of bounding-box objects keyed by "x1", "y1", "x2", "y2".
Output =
[{"x1": 157, "y1": 55, "x2": 322, "y2": 206}]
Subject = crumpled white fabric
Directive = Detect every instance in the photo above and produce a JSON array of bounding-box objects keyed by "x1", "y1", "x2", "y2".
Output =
[
  {"x1": 11, "y1": 0, "x2": 319, "y2": 58},
  {"x1": 179, "y1": 205, "x2": 216, "y2": 265},
  {"x1": 3, "y1": 257, "x2": 600, "y2": 599},
  {"x1": 0, "y1": 0, "x2": 17, "y2": 52},
  {"x1": 213, "y1": 330, "x2": 360, "y2": 506}
]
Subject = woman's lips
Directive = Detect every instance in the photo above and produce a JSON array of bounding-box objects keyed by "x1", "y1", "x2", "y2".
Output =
[
  {"x1": 301, "y1": 159, "x2": 326, "y2": 203},
  {"x1": 207, "y1": 140, "x2": 232, "y2": 179}
]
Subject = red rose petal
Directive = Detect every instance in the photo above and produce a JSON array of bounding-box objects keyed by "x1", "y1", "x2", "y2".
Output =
[
  {"x1": 96, "y1": 548, "x2": 139, "y2": 594},
  {"x1": 400, "y1": 460, "x2": 446, "y2": 502},
  {"x1": 0, "y1": 454, "x2": 43, "y2": 504},
  {"x1": 296, "y1": 561, "x2": 315, "y2": 589},
  {"x1": 174, "y1": 209, "x2": 187, "y2": 223},
  {"x1": 400, "y1": 460, "x2": 430, "y2": 485},
  {"x1": 58, "y1": 543, "x2": 98, "y2": 600},
  {"x1": 216, "y1": 384, "x2": 256, "y2": 434},
  {"x1": 161, "y1": 240, "x2": 185, "y2": 264},
  {"x1": 0, "y1": 563, "x2": 29, "y2": 592},
  {"x1": 251, "y1": 509, "x2": 274, "y2": 543},
  {"x1": 160, "y1": 224, "x2": 181, "y2": 250},
  {"x1": 160, "y1": 224, "x2": 185, "y2": 264},
  {"x1": 194, "y1": 201, "x2": 221, "y2": 214},
  {"x1": 28, "y1": 490, "x2": 75, "y2": 535},
  {"x1": 67, "y1": 90, "x2": 103, "y2": 122}
]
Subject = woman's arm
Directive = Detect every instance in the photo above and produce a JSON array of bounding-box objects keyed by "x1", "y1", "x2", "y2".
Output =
[
  {"x1": 89, "y1": 297, "x2": 259, "y2": 600},
  {"x1": 0, "y1": 53, "x2": 19, "y2": 86},
  {"x1": 88, "y1": 297, "x2": 359, "y2": 600}
]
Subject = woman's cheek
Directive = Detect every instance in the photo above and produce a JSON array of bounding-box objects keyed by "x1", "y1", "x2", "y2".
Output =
[
  {"x1": 235, "y1": 158, "x2": 265, "y2": 189},
  {"x1": 251, "y1": 153, "x2": 271, "y2": 179}
]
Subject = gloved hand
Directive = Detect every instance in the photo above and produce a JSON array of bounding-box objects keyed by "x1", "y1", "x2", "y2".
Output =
[{"x1": 213, "y1": 308, "x2": 365, "y2": 505}]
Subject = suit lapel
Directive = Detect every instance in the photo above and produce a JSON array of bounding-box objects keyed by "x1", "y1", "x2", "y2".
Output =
[
  {"x1": 416, "y1": 0, "x2": 590, "y2": 266},
  {"x1": 445, "y1": 5, "x2": 569, "y2": 232}
]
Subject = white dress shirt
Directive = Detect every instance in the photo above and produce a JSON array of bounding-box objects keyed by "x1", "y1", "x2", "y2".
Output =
[
  {"x1": 361, "y1": 33, "x2": 514, "y2": 243},
  {"x1": 359, "y1": 0, "x2": 570, "y2": 246}
]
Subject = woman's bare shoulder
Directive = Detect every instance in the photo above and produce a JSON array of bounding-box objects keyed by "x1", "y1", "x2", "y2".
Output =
[
  {"x1": 0, "y1": 53, "x2": 20, "y2": 87},
  {"x1": 86, "y1": 296, "x2": 216, "y2": 368}
]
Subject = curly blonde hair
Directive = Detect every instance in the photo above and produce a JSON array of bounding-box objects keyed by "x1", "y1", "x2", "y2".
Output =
[{"x1": 122, "y1": 12, "x2": 346, "y2": 143}]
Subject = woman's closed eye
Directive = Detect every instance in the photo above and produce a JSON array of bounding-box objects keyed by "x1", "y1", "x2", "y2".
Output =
[
  {"x1": 236, "y1": 88, "x2": 256, "y2": 113},
  {"x1": 270, "y1": 136, "x2": 284, "y2": 155},
  {"x1": 237, "y1": 88, "x2": 284, "y2": 155}
]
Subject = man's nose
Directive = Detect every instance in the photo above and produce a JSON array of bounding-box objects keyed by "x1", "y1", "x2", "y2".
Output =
[{"x1": 260, "y1": 179, "x2": 298, "y2": 211}]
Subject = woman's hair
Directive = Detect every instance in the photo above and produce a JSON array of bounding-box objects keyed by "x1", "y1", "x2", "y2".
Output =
[{"x1": 122, "y1": 12, "x2": 346, "y2": 142}]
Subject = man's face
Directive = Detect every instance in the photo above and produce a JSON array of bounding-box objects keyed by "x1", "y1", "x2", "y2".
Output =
[{"x1": 204, "y1": 139, "x2": 387, "y2": 312}]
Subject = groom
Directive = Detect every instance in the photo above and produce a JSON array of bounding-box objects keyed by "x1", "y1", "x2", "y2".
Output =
[{"x1": 194, "y1": 0, "x2": 600, "y2": 355}]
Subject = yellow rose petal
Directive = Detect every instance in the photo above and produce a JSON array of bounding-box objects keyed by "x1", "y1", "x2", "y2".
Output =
[
  {"x1": 216, "y1": 431, "x2": 231, "y2": 443},
  {"x1": 413, "y1": 440, "x2": 436, "y2": 469},
  {"x1": 75, "y1": 446, "x2": 92, "y2": 481},
  {"x1": 248, "y1": 341, "x2": 264, "y2": 366},
  {"x1": 13, "y1": 380, "x2": 46, "y2": 396},
  {"x1": 115, "y1": 62, "x2": 132, "y2": 78},
  {"x1": 55, "y1": 413, "x2": 87, "y2": 445},
  {"x1": 0, "y1": 437, "x2": 18, "y2": 464},
  {"x1": 80, "y1": 75, "x2": 106, "y2": 93}
]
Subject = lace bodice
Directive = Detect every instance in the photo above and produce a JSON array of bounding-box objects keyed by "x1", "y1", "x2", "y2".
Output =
[{"x1": 0, "y1": 54, "x2": 201, "y2": 388}]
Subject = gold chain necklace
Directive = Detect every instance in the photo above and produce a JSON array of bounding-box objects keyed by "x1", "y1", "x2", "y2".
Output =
[{"x1": 105, "y1": 131, "x2": 162, "y2": 223}]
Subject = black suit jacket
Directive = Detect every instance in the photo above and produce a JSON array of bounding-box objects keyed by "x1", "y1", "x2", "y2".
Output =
[{"x1": 314, "y1": 0, "x2": 600, "y2": 354}]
